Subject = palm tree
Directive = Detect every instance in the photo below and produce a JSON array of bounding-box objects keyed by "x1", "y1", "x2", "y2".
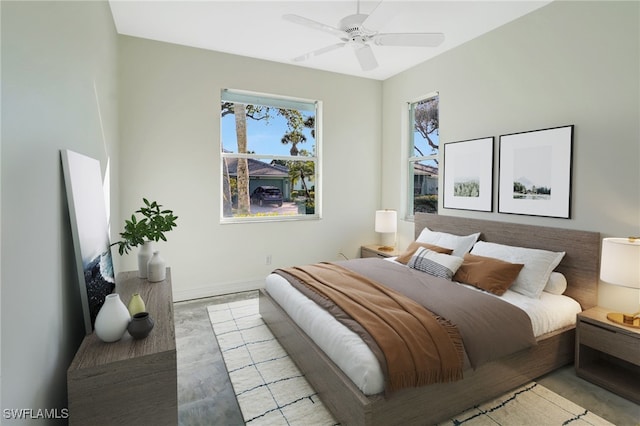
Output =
[
  {"x1": 280, "y1": 131, "x2": 307, "y2": 156},
  {"x1": 289, "y1": 159, "x2": 314, "y2": 199},
  {"x1": 279, "y1": 109, "x2": 309, "y2": 156},
  {"x1": 233, "y1": 103, "x2": 250, "y2": 214}
]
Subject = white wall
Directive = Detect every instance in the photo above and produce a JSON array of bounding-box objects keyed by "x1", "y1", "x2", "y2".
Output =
[
  {"x1": 1, "y1": 0, "x2": 119, "y2": 420},
  {"x1": 382, "y1": 1, "x2": 640, "y2": 312},
  {"x1": 117, "y1": 36, "x2": 382, "y2": 300}
]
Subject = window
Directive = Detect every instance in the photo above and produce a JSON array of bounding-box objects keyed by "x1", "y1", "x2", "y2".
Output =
[
  {"x1": 220, "y1": 89, "x2": 319, "y2": 222},
  {"x1": 408, "y1": 93, "x2": 439, "y2": 217}
]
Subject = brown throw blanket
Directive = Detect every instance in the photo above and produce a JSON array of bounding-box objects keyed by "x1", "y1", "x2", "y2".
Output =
[
  {"x1": 275, "y1": 262, "x2": 464, "y2": 392},
  {"x1": 338, "y1": 258, "x2": 537, "y2": 369}
]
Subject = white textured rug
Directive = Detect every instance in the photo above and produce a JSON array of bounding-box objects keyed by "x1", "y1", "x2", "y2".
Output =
[{"x1": 208, "y1": 298, "x2": 613, "y2": 426}]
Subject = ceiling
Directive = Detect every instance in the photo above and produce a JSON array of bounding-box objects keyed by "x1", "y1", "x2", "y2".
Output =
[{"x1": 109, "y1": 0, "x2": 552, "y2": 81}]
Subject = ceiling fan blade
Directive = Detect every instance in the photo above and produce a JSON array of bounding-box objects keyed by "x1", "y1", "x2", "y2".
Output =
[
  {"x1": 354, "y1": 44, "x2": 378, "y2": 71},
  {"x1": 374, "y1": 33, "x2": 445, "y2": 47},
  {"x1": 361, "y1": 0, "x2": 398, "y2": 32},
  {"x1": 283, "y1": 14, "x2": 349, "y2": 39},
  {"x1": 293, "y1": 43, "x2": 346, "y2": 62}
]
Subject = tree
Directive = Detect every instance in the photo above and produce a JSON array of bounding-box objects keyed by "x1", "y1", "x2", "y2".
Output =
[
  {"x1": 279, "y1": 109, "x2": 309, "y2": 156},
  {"x1": 221, "y1": 102, "x2": 272, "y2": 215},
  {"x1": 280, "y1": 115, "x2": 314, "y2": 200},
  {"x1": 233, "y1": 103, "x2": 250, "y2": 214},
  {"x1": 281, "y1": 131, "x2": 306, "y2": 156},
  {"x1": 413, "y1": 97, "x2": 439, "y2": 156},
  {"x1": 289, "y1": 152, "x2": 314, "y2": 200},
  {"x1": 221, "y1": 158, "x2": 233, "y2": 217}
]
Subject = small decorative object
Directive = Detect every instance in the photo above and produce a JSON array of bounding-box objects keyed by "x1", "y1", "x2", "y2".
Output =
[
  {"x1": 147, "y1": 251, "x2": 166, "y2": 282},
  {"x1": 127, "y1": 293, "x2": 146, "y2": 316},
  {"x1": 137, "y1": 241, "x2": 154, "y2": 279},
  {"x1": 111, "y1": 198, "x2": 178, "y2": 279},
  {"x1": 498, "y1": 125, "x2": 573, "y2": 218},
  {"x1": 443, "y1": 137, "x2": 494, "y2": 212},
  {"x1": 127, "y1": 312, "x2": 155, "y2": 339},
  {"x1": 94, "y1": 293, "x2": 130, "y2": 343},
  {"x1": 375, "y1": 209, "x2": 397, "y2": 251}
]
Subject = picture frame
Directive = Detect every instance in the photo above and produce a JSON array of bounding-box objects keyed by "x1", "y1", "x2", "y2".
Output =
[
  {"x1": 61, "y1": 149, "x2": 115, "y2": 334},
  {"x1": 443, "y1": 137, "x2": 494, "y2": 212},
  {"x1": 498, "y1": 125, "x2": 573, "y2": 218}
]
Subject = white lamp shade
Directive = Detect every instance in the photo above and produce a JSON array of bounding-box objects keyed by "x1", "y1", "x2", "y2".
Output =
[
  {"x1": 600, "y1": 238, "x2": 640, "y2": 289},
  {"x1": 375, "y1": 210, "x2": 397, "y2": 233}
]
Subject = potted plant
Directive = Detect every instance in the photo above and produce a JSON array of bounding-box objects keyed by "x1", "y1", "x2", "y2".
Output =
[
  {"x1": 305, "y1": 198, "x2": 315, "y2": 215},
  {"x1": 111, "y1": 198, "x2": 178, "y2": 278}
]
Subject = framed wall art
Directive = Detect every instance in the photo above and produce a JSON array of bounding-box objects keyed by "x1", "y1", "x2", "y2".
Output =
[
  {"x1": 443, "y1": 137, "x2": 494, "y2": 212},
  {"x1": 61, "y1": 149, "x2": 115, "y2": 334},
  {"x1": 498, "y1": 125, "x2": 573, "y2": 218}
]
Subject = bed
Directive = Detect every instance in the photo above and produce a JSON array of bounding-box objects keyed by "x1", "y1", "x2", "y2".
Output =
[{"x1": 259, "y1": 214, "x2": 600, "y2": 425}]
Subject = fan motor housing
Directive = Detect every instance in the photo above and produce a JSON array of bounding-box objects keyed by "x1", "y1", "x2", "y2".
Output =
[{"x1": 338, "y1": 13, "x2": 373, "y2": 38}]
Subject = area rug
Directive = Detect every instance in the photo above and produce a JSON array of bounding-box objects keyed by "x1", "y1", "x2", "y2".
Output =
[{"x1": 208, "y1": 298, "x2": 613, "y2": 426}]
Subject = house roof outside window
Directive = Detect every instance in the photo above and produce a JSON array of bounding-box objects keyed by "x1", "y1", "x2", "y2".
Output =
[{"x1": 224, "y1": 158, "x2": 289, "y2": 178}]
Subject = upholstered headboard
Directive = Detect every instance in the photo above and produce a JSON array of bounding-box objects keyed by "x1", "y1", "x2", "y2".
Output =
[{"x1": 414, "y1": 213, "x2": 600, "y2": 310}]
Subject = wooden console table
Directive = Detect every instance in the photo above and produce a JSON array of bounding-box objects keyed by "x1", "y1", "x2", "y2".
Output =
[{"x1": 67, "y1": 269, "x2": 177, "y2": 425}]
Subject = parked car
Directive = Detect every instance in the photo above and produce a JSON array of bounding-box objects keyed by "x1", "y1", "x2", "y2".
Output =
[{"x1": 250, "y1": 186, "x2": 283, "y2": 207}]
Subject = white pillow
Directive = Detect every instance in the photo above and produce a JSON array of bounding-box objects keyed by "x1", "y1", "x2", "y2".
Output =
[
  {"x1": 408, "y1": 247, "x2": 464, "y2": 280},
  {"x1": 470, "y1": 241, "x2": 565, "y2": 299},
  {"x1": 544, "y1": 272, "x2": 567, "y2": 295},
  {"x1": 416, "y1": 227, "x2": 480, "y2": 257}
]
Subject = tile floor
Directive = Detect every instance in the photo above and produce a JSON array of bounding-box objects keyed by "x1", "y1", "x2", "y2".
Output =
[{"x1": 174, "y1": 292, "x2": 640, "y2": 426}]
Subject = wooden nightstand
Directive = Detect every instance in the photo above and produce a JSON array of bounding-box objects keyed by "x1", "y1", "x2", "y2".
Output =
[
  {"x1": 361, "y1": 244, "x2": 402, "y2": 259},
  {"x1": 575, "y1": 306, "x2": 640, "y2": 404}
]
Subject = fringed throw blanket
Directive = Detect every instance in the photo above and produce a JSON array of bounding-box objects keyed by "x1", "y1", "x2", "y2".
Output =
[{"x1": 275, "y1": 262, "x2": 464, "y2": 392}]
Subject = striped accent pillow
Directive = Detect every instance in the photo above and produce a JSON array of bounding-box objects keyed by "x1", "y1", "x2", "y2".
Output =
[{"x1": 408, "y1": 247, "x2": 464, "y2": 280}]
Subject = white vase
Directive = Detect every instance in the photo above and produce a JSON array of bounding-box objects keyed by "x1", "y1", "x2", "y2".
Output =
[
  {"x1": 137, "y1": 241, "x2": 154, "y2": 278},
  {"x1": 147, "y1": 251, "x2": 166, "y2": 282},
  {"x1": 94, "y1": 293, "x2": 131, "y2": 342}
]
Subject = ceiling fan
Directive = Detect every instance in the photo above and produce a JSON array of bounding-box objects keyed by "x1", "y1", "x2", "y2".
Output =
[{"x1": 283, "y1": 0, "x2": 445, "y2": 71}]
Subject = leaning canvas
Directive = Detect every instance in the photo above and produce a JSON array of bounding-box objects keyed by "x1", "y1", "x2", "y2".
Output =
[{"x1": 61, "y1": 149, "x2": 115, "y2": 334}]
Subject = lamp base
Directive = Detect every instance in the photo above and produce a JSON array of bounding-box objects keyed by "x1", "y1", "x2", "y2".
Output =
[
  {"x1": 377, "y1": 246, "x2": 394, "y2": 252},
  {"x1": 606, "y1": 311, "x2": 640, "y2": 329}
]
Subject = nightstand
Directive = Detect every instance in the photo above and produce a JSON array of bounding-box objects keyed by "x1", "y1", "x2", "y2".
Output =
[
  {"x1": 361, "y1": 244, "x2": 402, "y2": 259},
  {"x1": 575, "y1": 306, "x2": 640, "y2": 404}
]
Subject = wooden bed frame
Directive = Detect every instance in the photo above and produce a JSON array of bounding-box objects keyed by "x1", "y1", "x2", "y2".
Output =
[{"x1": 259, "y1": 214, "x2": 600, "y2": 425}]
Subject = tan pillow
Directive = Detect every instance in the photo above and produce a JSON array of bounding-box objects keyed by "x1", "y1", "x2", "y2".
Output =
[
  {"x1": 396, "y1": 241, "x2": 453, "y2": 265},
  {"x1": 453, "y1": 253, "x2": 524, "y2": 296}
]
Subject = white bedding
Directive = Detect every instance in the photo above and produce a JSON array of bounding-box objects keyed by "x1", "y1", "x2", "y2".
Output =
[{"x1": 264, "y1": 261, "x2": 582, "y2": 396}]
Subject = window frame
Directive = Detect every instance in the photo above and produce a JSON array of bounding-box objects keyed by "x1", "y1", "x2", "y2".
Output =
[
  {"x1": 407, "y1": 92, "x2": 439, "y2": 220},
  {"x1": 220, "y1": 89, "x2": 321, "y2": 224}
]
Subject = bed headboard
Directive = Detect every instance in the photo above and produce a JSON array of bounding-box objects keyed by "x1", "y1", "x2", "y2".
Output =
[{"x1": 414, "y1": 213, "x2": 600, "y2": 310}]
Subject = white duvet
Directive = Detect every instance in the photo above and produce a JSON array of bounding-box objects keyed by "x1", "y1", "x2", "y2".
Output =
[{"x1": 264, "y1": 261, "x2": 581, "y2": 396}]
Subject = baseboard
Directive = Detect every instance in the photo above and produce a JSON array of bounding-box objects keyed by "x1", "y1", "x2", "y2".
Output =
[{"x1": 173, "y1": 279, "x2": 264, "y2": 302}]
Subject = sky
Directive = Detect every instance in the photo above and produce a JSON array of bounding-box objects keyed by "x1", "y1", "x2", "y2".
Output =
[{"x1": 221, "y1": 110, "x2": 315, "y2": 157}]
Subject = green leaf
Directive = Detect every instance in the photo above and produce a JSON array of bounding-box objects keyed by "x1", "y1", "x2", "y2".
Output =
[{"x1": 111, "y1": 199, "x2": 178, "y2": 256}]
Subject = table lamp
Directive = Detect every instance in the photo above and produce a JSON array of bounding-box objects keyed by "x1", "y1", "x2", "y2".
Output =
[
  {"x1": 600, "y1": 237, "x2": 640, "y2": 328},
  {"x1": 375, "y1": 210, "x2": 397, "y2": 252}
]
